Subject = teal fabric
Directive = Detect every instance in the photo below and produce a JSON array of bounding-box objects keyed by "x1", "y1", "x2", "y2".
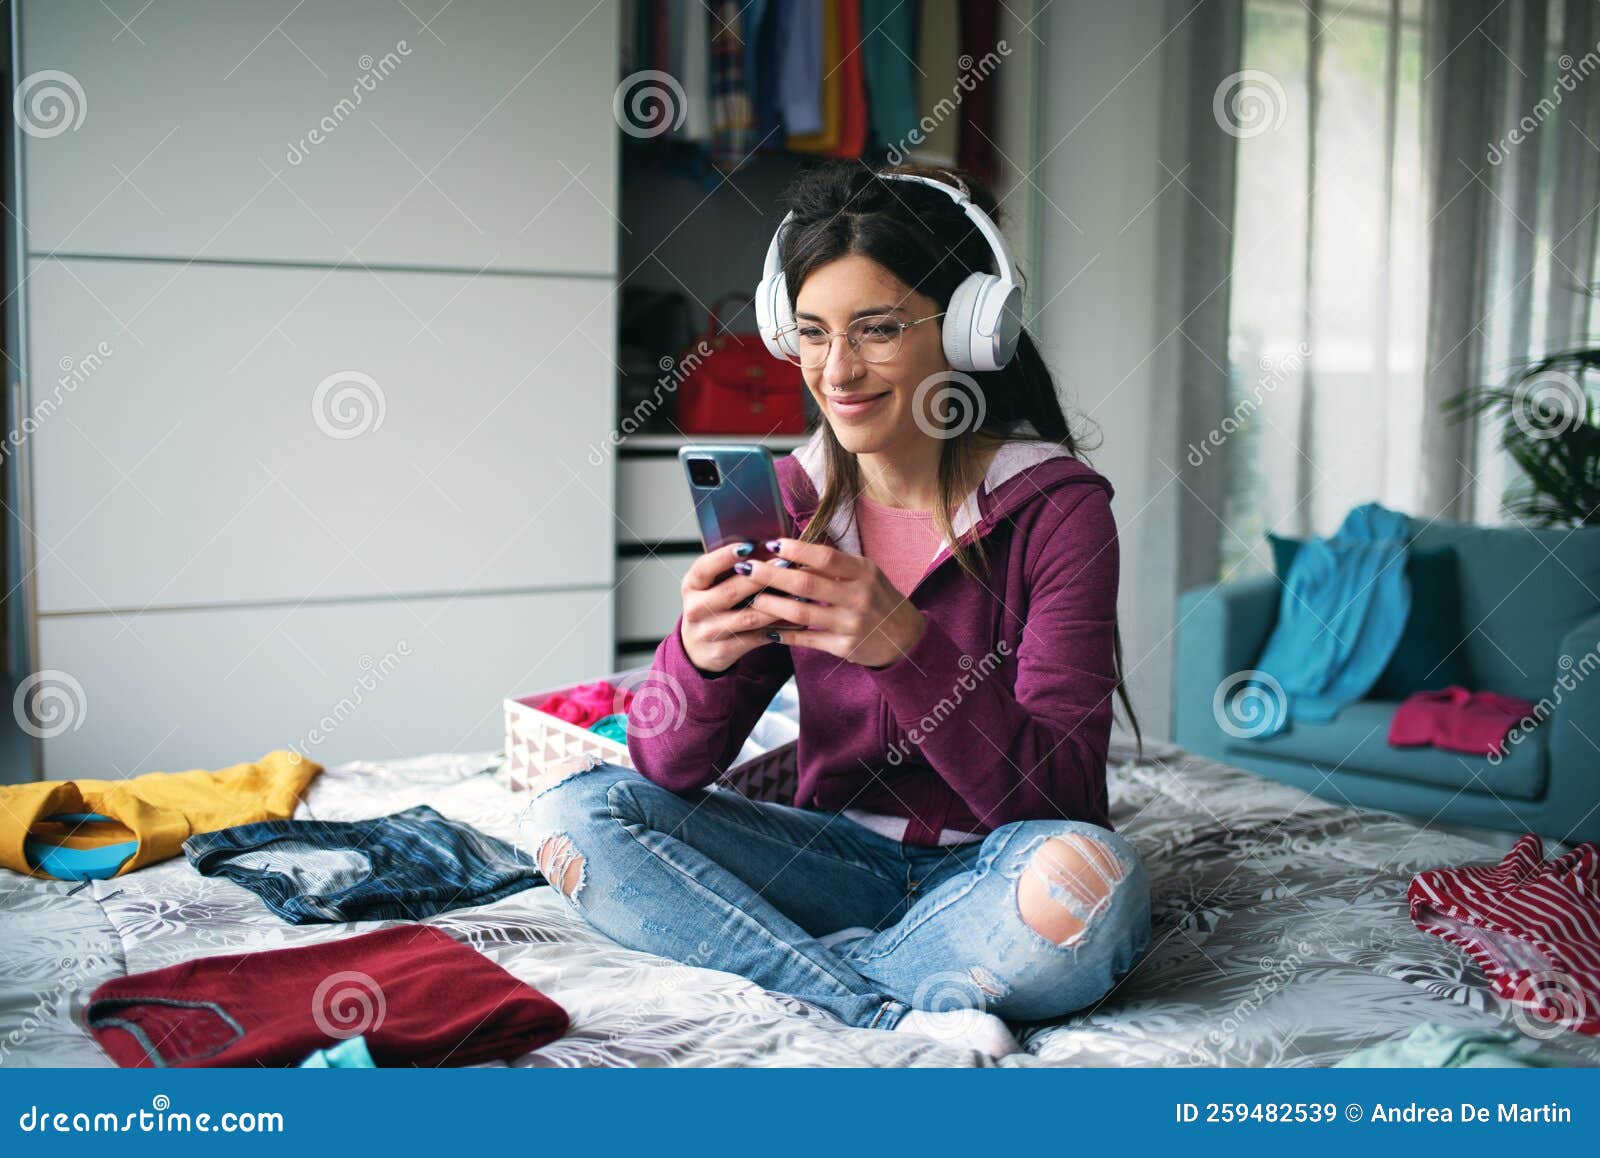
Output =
[
  {"x1": 1268, "y1": 535, "x2": 1471, "y2": 698},
  {"x1": 589, "y1": 713, "x2": 628, "y2": 744},
  {"x1": 861, "y1": 0, "x2": 919, "y2": 147},
  {"x1": 1225, "y1": 699, "x2": 1547, "y2": 800},
  {"x1": 1335, "y1": 1023, "x2": 1554, "y2": 1068},
  {"x1": 297, "y1": 1035, "x2": 376, "y2": 1068},
  {"x1": 1253, "y1": 503, "x2": 1412, "y2": 733},
  {"x1": 1410, "y1": 522, "x2": 1600, "y2": 703}
]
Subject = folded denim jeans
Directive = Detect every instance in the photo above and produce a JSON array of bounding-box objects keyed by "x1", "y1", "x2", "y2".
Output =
[{"x1": 183, "y1": 805, "x2": 543, "y2": 924}]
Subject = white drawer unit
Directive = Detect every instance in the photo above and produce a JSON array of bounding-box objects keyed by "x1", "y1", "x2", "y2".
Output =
[
  {"x1": 615, "y1": 455, "x2": 701, "y2": 545},
  {"x1": 26, "y1": 258, "x2": 617, "y2": 613},
  {"x1": 616, "y1": 548, "x2": 696, "y2": 643},
  {"x1": 18, "y1": 0, "x2": 620, "y2": 275},
  {"x1": 35, "y1": 588, "x2": 613, "y2": 778}
]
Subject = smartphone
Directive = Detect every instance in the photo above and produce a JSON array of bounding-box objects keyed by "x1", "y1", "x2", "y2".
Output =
[{"x1": 679, "y1": 444, "x2": 793, "y2": 559}]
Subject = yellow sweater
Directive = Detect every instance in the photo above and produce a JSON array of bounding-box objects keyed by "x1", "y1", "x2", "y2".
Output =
[{"x1": 0, "y1": 749, "x2": 322, "y2": 879}]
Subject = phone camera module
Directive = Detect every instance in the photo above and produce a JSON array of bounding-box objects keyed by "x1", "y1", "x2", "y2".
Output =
[{"x1": 687, "y1": 457, "x2": 721, "y2": 488}]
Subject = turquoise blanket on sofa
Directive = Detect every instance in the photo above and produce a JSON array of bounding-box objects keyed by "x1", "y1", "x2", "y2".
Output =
[{"x1": 1251, "y1": 503, "x2": 1412, "y2": 735}]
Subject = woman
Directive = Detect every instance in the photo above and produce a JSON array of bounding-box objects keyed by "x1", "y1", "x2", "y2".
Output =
[{"x1": 526, "y1": 162, "x2": 1151, "y2": 1059}]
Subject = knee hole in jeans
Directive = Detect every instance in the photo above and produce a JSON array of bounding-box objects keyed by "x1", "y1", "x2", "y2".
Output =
[
  {"x1": 1016, "y1": 833, "x2": 1126, "y2": 946},
  {"x1": 536, "y1": 833, "x2": 586, "y2": 900}
]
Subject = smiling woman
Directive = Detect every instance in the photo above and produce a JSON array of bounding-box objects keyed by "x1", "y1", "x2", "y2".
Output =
[{"x1": 521, "y1": 161, "x2": 1151, "y2": 1060}]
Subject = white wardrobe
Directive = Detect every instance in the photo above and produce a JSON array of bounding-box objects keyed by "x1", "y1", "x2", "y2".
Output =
[{"x1": 8, "y1": 0, "x2": 622, "y2": 777}]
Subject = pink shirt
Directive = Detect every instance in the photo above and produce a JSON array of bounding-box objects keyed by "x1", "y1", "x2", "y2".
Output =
[
  {"x1": 846, "y1": 493, "x2": 984, "y2": 846},
  {"x1": 853, "y1": 494, "x2": 946, "y2": 595}
]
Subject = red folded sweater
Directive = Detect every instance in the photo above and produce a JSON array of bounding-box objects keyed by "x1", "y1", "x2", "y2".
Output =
[
  {"x1": 1388, "y1": 686, "x2": 1536, "y2": 757},
  {"x1": 85, "y1": 924, "x2": 568, "y2": 1067}
]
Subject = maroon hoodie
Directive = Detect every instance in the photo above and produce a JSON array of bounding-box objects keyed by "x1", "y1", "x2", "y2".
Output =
[{"x1": 627, "y1": 428, "x2": 1121, "y2": 846}]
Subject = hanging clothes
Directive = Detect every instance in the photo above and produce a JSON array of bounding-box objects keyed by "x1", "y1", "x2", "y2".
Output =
[
  {"x1": 667, "y1": 0, "x2": 712, "y2": 144},
  {"x1": 910, "y1": 0, "x2": 961, "y2": 165},
  {"x1": 825, "y1": 0, "x2": 868, "y2": 157},
  {"x1": 1410, "y1": 834, "x2": 1600, "y2": 1036},
  {"x1": 786, "y1": 0, "x2": 841, "y2": 151},
  {"x1": 861, "y1": 0, "x2": 919, "y2": 151},
  {"x1": 752, "y1": 0, "x2": 785, "y2": 146},
  {"x1": 957, "y1": 0, "x2": 1001, "y2": 184},
  {"x1": 0, "y1": 750, "x2": 320, "y2": 881},
  {"x1": 86, "y1": 925, "x2": 569, "y2": 1067},
  {"x1": 711, "y1": 0, "x2": 758, "y2": 169},
  {"x1": 776, "y1": 0, "x2": 824, "y2": 138}
]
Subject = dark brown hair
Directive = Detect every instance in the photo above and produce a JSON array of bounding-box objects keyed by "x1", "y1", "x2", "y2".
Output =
[{"x1": 777, "y1": 160, "x2": 1141, "y2": 750}]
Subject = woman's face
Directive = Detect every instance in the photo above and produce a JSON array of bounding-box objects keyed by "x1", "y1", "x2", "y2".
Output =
[{"x1": 792, "y1": 254, "x2": 949, "y2": 458}]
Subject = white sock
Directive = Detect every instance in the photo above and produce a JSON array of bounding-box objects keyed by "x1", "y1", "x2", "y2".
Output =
[{"x1": 892, "y1": 1007, "x2": 1022, "y2": 1059}]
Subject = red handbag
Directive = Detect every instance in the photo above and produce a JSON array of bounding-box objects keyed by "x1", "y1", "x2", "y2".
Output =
[{"x1": 675, "y1": 293, "x2": 808, "y2": 435}]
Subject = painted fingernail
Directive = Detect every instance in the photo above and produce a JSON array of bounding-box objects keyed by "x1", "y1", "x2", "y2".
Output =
[
  {"x1": 733, "y1": 542, "x2": 755, "y2": 558},
  {"x1": 733, "y1": 560, "x2": 753, "y2": 575},
  {"x1": 764, "y1": 539, "x2": 783, "y2": 554},
  {"x1": 772, "y1": 558, "x2": 795, "y2": 569},
  {"x1": 765, "y1": 631, "x2": 782, "y2": 643}
]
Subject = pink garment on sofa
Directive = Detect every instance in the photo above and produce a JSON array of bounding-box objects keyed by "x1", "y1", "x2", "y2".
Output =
[
  {"x1": 532, "y1": 681, "x2": 634, "y2": 728},
  {"x1": 1388, "y1": 686, "x2": 1538, "y2": 757}
]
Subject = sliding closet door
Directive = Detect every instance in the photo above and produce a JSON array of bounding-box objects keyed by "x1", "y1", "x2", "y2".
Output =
[{"x1": 14, "y1": 0, "x2": 620, "y2": 776}]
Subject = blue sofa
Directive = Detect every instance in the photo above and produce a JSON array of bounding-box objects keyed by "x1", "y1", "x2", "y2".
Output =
[{"x1": 1174, "y1": 519, "x2": 1600, "y2": 844}]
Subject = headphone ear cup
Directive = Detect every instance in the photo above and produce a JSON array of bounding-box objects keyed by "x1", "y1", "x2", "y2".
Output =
[
  {"x1": 986, "y1": 282, "x2": 1023, "y2": 370},
  {"x1": 942, "y1": 272, "x2": 987, "y2": 372},
  {"x1": 755, "y1": 272, "x2": 796, "y2": 360}
]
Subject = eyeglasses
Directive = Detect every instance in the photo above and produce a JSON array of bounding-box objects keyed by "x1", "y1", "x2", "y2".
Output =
[{"x1": 771, "y1": 312, "x2": 945, "y2": 369}]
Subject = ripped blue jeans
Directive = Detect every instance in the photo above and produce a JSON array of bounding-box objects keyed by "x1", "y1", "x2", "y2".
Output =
[{"x1": 523, "y1": 762, "x2": 1151, "y2": 1031}]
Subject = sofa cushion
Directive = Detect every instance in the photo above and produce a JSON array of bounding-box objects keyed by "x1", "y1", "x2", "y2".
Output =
[
  {"x1": 1224, "y1": 698, "x2": 1547, "y2": 801},
  {"x1": 1268, "y1": 534, "x2": 1471, "y2": 699},
  {"x1": 1410, "y1": 522, "x2": 1600, "y2": 703}
]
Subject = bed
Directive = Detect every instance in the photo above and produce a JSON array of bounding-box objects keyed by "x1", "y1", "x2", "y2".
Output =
[{"x1": 5, "y1": 685, "x2": 1598, "y2": 1069}]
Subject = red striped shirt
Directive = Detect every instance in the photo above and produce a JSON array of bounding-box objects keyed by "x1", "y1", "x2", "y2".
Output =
[{"x1": 1409, "y1": 833, "x2": 1600, "y2": 1036}]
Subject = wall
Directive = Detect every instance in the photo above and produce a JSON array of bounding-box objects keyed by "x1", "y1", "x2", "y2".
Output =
[
  {"x1": 1033, "y1": 0, "x2": 1184, "y2": 739},
  {"x1": 10, "y1": 0, "x2": 621, "y2": 777}
]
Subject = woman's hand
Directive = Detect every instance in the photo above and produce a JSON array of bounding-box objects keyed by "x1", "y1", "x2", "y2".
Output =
[
  {"x1": 678, "y1": 542, "x2": 788, "y2": 674},
  {"x1": 744, "y1": 538, "x2": 926, "y2": 668}
]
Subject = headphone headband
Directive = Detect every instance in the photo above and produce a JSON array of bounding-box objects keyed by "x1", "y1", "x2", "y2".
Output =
[{"x1": 755, "y1": 170, "x2": 1025, "y2": 373}]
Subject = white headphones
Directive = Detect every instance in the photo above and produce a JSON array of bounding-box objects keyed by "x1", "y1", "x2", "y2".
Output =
[{"x1": 754, "y1": 171, "x2": 1024, "y2": 374}]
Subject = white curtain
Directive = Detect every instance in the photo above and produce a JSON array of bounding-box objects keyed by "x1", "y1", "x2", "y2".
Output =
[{"x1": 1218, "y1": 0, "x2": 1600, "y2": 575}]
